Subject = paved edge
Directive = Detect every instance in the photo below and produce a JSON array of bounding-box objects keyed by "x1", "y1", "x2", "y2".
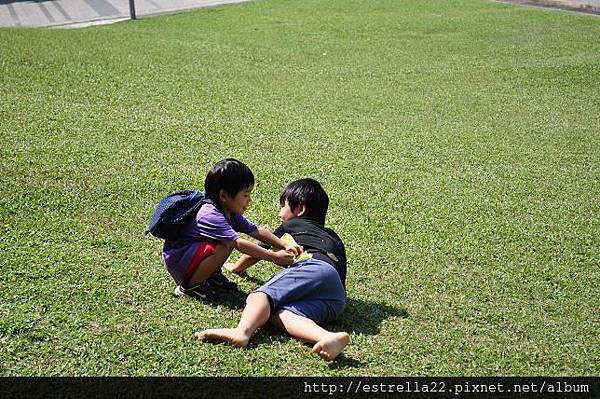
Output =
[
  {"x1": 499, "y1": 0, "x2": 600, "y2": 15},
  {"x1": 4, "y1": 0, "x2": 256, "y2": 29},
  {"x1": 55, "y1": 1, "x2": 254, "y2": 29},
  {"x1": 52, "y1": 17, "x2": 130, "y2": 29}
]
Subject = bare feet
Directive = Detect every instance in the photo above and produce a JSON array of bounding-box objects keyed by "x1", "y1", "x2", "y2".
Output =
[
  {"x1": 223, "y1": 262, "x2": 236, "y2": 272},
  {"x1": 194, "y1": 328, "x2": 250, "y2": 348},
  {"x1": 312, "y1": 332, "x2": 350, "y2": 361},
  {"x1": 223, "y1": 262, "x2": 246, "y2": 276}
]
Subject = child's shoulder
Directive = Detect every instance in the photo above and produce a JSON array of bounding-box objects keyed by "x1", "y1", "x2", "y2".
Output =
[
  {"x1": 283, "y1": 218, "x2": 340, "y2": 238},
  {"x1": 198, "y1": 201, "x2": 218, "y2": 214},
  {"x1": 197, "y1": 201, "x2": 226, "y2": 221},
  {"x1": 282, "y1": 217, "x2": 313, "y2": 229}
]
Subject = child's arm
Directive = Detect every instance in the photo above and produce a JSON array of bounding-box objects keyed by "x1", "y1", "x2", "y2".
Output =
[
  {"x1": 234, "y1": 238, "x2": 294, "y2": 266},
  {"x1": 249, "y1": 227, "x2": 302, "y2": 257},
  {"x1": 224, "y1": 254, "x2": 258, "y2": 275}
]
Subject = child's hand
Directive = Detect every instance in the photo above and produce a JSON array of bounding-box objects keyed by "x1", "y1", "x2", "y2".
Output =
[
  {"x1": 272, "y1": 249, "x2": 295, "y2": 266},
  {"x1": 284, "y1": 243, "x2": 303, "y2": 257}
]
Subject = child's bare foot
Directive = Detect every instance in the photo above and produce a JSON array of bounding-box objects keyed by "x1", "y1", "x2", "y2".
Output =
[
  {"x1": 194, "y1": 328, "x2": 250, "y2": 348},
  {"x1": 312, "y1": 332, "x2": 350, "y2": 361},
  {"x1": 223, "y1": 262, "x2": 236, "y2": 272},
  {"x1": 223, "y1": 262, "x2": 246, "y2": 276}
]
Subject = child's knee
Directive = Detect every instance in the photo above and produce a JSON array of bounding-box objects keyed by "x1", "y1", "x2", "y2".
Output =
[{"x1": 246, "y1": 291, "x2": 269, "y2": 306}]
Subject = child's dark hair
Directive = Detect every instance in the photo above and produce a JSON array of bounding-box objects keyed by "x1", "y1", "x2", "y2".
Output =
[
  {"x1": 280, "y1": 178, "x2": 329, "y2": 225},
  {"x1": 205, "y1": 159, "x2": 255, "y2": 200}
]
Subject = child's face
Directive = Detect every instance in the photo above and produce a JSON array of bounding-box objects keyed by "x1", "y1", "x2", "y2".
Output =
[
  {"x1": 279, "y1": 199, "x2": 303, "y2": 222},
  {"x1": 221, "y1": 185, "x2": 253, "y2": 215}
]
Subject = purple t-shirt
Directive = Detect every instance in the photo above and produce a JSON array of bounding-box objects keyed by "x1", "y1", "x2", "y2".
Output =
[{"x1": 162, "y1": 203, "x2": 258, "y2": 273}]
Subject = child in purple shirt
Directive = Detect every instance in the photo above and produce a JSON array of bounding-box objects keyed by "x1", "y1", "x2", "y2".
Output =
[{"x1": 163, "y1": 159, "x2": 301, "y2": 299}]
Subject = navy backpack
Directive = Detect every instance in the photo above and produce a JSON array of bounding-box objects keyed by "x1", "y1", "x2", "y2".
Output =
[{"x1": 144, "y1": 190, "x2": 210, "y2": 241}]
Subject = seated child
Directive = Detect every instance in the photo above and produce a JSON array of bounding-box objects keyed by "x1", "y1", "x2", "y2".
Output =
[
  {"x1": 162, "y1": 158, "x2": 301, "y2": 300},
  {"x1": 195, "y1": 178, "x2": 350, "y2": 361}
]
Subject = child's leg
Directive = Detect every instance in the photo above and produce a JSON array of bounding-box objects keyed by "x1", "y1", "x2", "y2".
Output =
[
  {"x1": 194, "y1": 292, "x2": 271, "y2": 347},
  {"x1": 270, "y1": 310, "x2": 350, "y2": 361},
  {"x1": 185, "y1": 241, "x2": 234, "y2": 287}
]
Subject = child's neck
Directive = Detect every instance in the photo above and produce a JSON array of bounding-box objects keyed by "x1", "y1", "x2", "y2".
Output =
[{"x1": 216, "y1": 200, "x2": 232, "y2": 219}]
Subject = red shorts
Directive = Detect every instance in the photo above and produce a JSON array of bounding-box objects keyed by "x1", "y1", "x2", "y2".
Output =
[{"x1": 184, "y1": 241, "x2": 217, "y2": 280}]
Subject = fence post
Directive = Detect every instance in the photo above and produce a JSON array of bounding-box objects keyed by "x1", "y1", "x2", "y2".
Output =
[{"x1": 129, "y1": 0, "x2": 137, "y2": 19}]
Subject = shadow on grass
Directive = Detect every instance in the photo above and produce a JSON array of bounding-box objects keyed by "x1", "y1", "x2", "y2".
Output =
[
  {"x1": 214, "y1": 288, "x2": 248, "y2": 310},
  {"x1": 327, "y1": 353, "x2": 366, "y2": 369},
  {"x1": 234, "y1": 273, "x2": 264, "y2": 287},
  {"x1": 256, "y1": 326, "x2": 367, "y2": 369},
  {"x1": 335, "y1": 298, "x2": 409, "y2": 336},
  {"x1": 324, "y1": 298, "x2": 408, "y2": 369}
]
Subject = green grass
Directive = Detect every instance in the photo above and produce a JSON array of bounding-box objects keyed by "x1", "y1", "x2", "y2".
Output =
[{"x1": 1, "y1": 0, "x2": 599, "y2": 376}]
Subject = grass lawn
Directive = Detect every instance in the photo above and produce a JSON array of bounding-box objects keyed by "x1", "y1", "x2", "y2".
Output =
[{"x1": 1, "y1": 0, "x2": 599, "y2": 376}]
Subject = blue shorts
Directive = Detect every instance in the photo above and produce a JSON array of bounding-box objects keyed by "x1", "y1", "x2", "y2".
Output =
[{"x1": 255, "y1": 258, "x2": 346, "y2": 324}]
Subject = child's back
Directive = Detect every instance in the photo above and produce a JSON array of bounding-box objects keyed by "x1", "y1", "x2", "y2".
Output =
[{"x1": 270, "y1": 217, "x2": 346, "y2": 287}]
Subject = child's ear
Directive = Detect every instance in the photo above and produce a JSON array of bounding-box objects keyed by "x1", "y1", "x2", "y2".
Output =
[
  {"x1": 295, "y1": 204, "x2": 307, "y2": 217},
  {"x1": 218, "y1": 189, "x2": 229, "y2": 202}
]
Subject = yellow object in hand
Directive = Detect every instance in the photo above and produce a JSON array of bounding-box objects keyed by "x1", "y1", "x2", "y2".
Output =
[{"x1": 281, "y1": 233, "x2": 312, "y2": 264}]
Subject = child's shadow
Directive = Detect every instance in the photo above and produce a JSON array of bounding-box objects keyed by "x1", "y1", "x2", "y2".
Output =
[
  {"x1": 214, "y1": 288, "x2": 247, "y2": 310},
  {"x1": 335, "y1": 298, "x2": 409, "y2": 336},
  {"x1": 234, "y1": 272, "x2": 264, "y2": 287},
  {"x1": 325, "y1": 298, "x2": 409, "y2": 369}
]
